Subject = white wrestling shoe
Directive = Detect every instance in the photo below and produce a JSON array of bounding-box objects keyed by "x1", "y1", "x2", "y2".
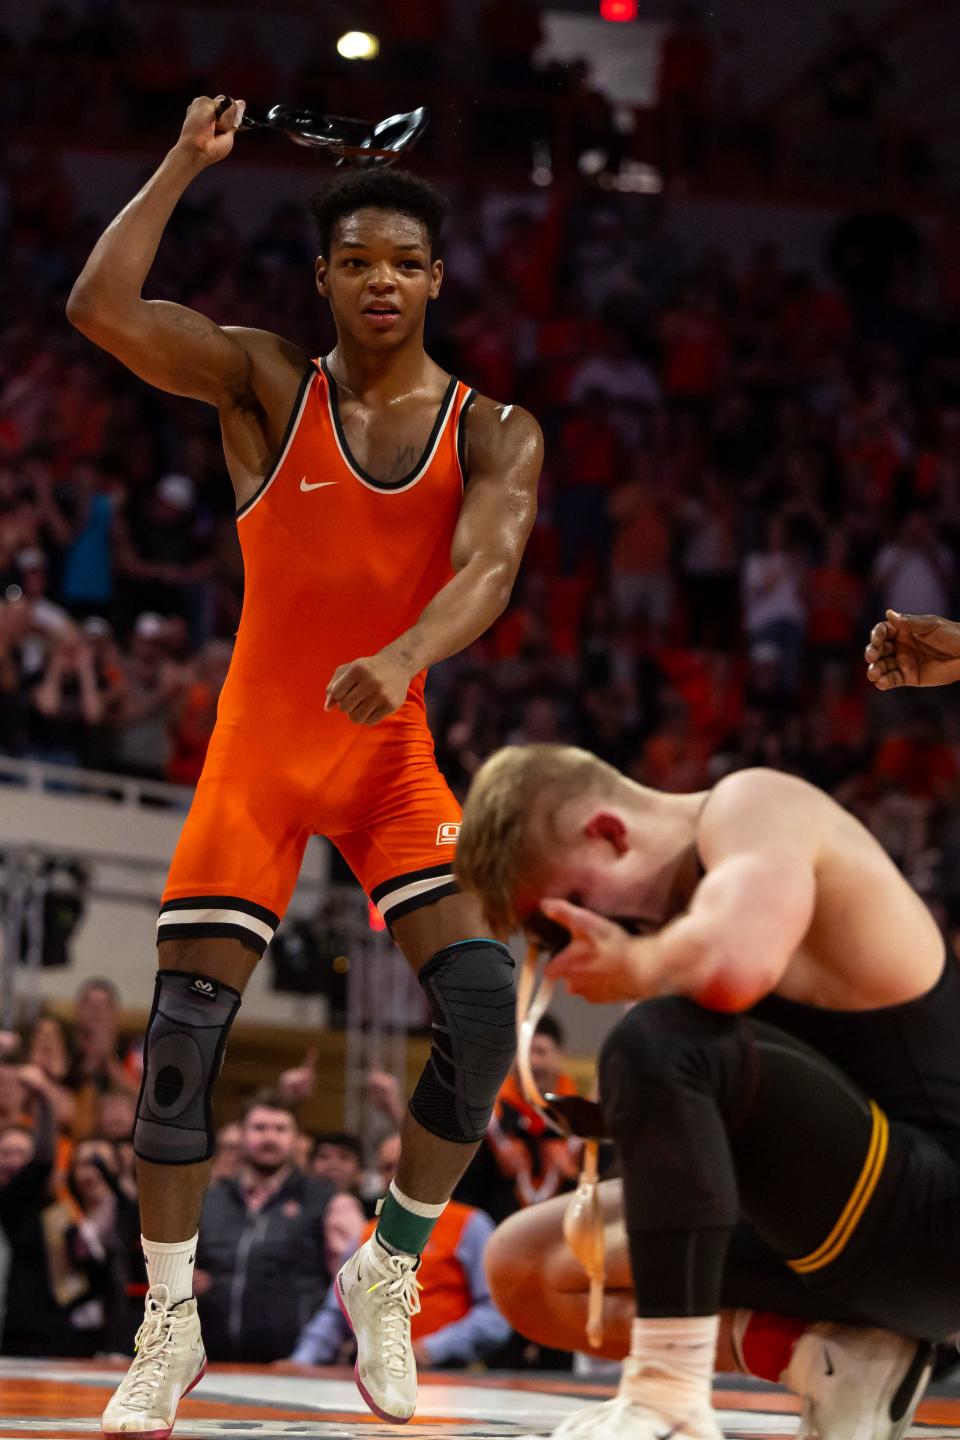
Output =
[
  {"x1": 336, "y1": 1233, "x2": 422, "y2": 1423},
  {"x1": 783, "y1": 1322, "x2": 934, "y2": 1440},
  {"x1": 101, "y1": 1284, "x2": 206, "y2": 1438},
  {"x1": 531, "y1": 1360, "x2": 725, "y2": 1440}
]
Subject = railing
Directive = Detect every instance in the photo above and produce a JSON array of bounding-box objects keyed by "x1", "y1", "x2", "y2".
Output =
[
  {"x1": 0, "y1": 754, "x2": 194, "y2": 809},
  {"x1": 0, "y1": 841, "x2": 172, "y2": 1029}
]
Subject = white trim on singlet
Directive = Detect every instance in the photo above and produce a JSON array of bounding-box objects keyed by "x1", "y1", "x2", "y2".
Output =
[
  {"x1": 455, "y1": 388, "x2": 477, "y2": 491},
  {"x1": 156, "y1": 906, "x2": 275, "y2": 946},
  {"x1": 376, "y1": 872, "x2": 456, "y2": 920},
  {"x1": 236, "y1": 367, "x2": 315, "y2": 522}
]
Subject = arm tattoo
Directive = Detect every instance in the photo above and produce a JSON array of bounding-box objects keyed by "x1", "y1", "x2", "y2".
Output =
[{"x1": 167, "y1": 309, "x2": 221, "y2": 339}]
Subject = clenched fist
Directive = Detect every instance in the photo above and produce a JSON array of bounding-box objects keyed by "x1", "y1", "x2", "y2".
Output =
[
  {"x1": 175, "y1": 95, "x2": 246, "y2": 167},
  {"x1": 325, "y1": 652, "x2": 414, "y2": 725}
]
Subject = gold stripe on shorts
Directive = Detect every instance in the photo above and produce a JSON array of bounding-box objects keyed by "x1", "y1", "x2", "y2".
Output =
[{"x1": 788, "y1": 1100, "x2": 889, "y2": 1275}]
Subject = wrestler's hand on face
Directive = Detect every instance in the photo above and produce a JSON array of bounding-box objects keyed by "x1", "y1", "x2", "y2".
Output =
[
  {"x1": 865, "y1": 610, "x2": 960, "y2": 690},
  {"x1": 324, "y1": 652, "x2": 414, "y2": 725},
  {"x1": 540, "y1": 898, "x2": 649, "y2": 1003}
]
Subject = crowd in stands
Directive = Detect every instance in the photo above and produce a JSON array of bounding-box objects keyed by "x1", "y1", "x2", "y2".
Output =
[{"x1": 0, "y1": 976, "x2": 582, "y2": 1366}]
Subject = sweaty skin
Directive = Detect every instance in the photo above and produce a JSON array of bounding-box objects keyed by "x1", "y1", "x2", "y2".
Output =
[{"x1": 519, "y1": 767, "x2": 944, "y2": 1015}]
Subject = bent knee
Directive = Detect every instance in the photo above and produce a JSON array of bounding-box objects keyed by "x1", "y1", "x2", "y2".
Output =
[{"x1": 487, "y1": 1200, "x2": 568, "y2": 1327}]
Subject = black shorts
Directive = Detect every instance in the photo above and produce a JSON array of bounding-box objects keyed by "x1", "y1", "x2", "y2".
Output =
[{"x1": 603, "y1": 998, "x2": 960, "y2": 1341}]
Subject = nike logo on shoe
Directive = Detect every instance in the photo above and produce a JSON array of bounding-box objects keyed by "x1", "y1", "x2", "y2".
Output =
[
  {"x1": 655, "y1": 1427, "x2": 680, "y2": 1440},
  {"x1": 823, "y1": 1347, "x2": 835, "y2": 1376},
  {"x1": 300, "y1": 477, "x2": 337, "y2": 492}
]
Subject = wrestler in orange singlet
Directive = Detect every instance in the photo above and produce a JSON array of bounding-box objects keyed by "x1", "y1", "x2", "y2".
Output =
[{"x1": 68, "y1": 94, "x2": 542, "y2": 1437}]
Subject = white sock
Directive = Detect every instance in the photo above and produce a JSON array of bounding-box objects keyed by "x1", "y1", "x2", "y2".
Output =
[
  {"x1": 142, "y1": 1234, "x2": 198, "y2": 1305},
  {"x1": 621, "y1": 1315, "x2": 720, "y2": 1411}
]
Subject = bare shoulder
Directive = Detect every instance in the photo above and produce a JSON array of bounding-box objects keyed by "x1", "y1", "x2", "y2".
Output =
[
  {"x1": 224, "y1": 327, "x2": 309, "y2": 366},
  {"x1": 464, "y1": 394, "x2": 544, "y2": 475},
  {"x1": 220, "y1": 327, "x2": 311, "y2": 409},
  {"x1": 699, "y1": 768, "x2": 826, "y2": 855}
]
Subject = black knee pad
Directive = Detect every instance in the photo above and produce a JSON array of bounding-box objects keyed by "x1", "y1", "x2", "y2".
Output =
[
  {"x1": 409, "y1": 939, "x2": 517, "y2": 1145},
  {"x1": 134, "y1": 970, "x2": 242, "y2": 1165}
]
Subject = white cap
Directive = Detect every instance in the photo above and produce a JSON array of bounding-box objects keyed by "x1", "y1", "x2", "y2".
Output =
[
  {"x1": 82, "y1": 616, "x2": 112, "y2": 639},
  {"x1": 134, "y1": 612, "x2": 166, "y2": 640},
  {"x1": 749, "y1": 641, "x2": 781, "y2": 665},
  {"x1": 15, "y1": 547, "x2": 47, "y2": 571},
  {"x1": 156, "y1": 472, "x2": 194, "y2": 511}
]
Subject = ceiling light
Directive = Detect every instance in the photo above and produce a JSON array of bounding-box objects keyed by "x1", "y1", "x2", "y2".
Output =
[{"x1": 337, "y1": 30, "x2": 379, "y2": 60}]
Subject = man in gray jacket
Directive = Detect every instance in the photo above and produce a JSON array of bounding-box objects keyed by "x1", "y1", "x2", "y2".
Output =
[{"x1": 194, "y1": 1092, "x2": 334, "y2": 1362}]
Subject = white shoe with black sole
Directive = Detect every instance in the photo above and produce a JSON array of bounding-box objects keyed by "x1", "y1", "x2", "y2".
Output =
[{"x1": 783, "y1": 1321, "x2": 934, "y2": 1440}]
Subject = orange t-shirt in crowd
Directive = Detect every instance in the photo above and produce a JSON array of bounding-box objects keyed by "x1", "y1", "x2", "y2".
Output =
[
  {"x1": 486, "y1": 1070, "x2": 580, "y2": 1207},
  {"x1": 659, "y1": 311, "x2": 727, "y2": 397},
  {"x1": 807, "y1": 565, "x2": 865, "y2": 648},
  {"x1": 558, "y1": 413, "x2": 622, "y2": 489},
  {"x1": 841, "y1": 426, "x2": 904, "y2": 507},
  {"x1": 167, "y1": 680, "x2": 218, "y2": 786},
  {"x1": 641, "y1": 726, "x2": 712, "y2": 792},
  {"x1": 361, "y1": 1202, "x2": 477, "y2": 1338},
  {"x1": 610, "y1": 481, "x2": 672, "y2": 575},
  {"x1": 871, "y1": 736, "x2": 959, "y2": 801}
]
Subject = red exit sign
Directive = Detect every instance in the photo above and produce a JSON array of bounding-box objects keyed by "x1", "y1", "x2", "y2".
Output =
[{"x1": 600, "y1": 0, "x2": 637, "y2": 18}]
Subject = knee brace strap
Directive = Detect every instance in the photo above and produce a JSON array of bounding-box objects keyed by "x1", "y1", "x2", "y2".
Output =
[
  {"x1": 410, "y1": 939, "x2": 517, "y2": 1145},
  {"x1": 134, "y1": 970, "x2": 241, "y2": 1165}
]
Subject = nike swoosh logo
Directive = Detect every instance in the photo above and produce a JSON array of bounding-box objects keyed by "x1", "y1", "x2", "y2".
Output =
[
  {"x1": 824, "y1": 1346, "x2": 835, "y2": 1377},
  {"x1": 300, "y1": 477, "x2": 338, "y2": 492}
]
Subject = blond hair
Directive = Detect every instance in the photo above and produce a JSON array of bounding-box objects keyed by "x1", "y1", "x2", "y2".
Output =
[{"x1": 455, "y1": 743, "x2": 627, "y2": 934}]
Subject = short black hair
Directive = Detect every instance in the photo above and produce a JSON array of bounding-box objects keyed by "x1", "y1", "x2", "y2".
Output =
[
  {"x1": 535, "y1": 1014, "x2": 565, "y2": 1048},
  {"x1": 313, "y1": 1130, "x2": 364, "y2": 1162},
  {"x1": 307, "y1": 168, "x2": 447, "y2": 258}
]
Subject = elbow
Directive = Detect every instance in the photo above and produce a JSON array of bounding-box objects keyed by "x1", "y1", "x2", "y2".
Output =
[
  {"x1": 488, "y1": 562, "x2": 514, "y2": 617},
  {"x1": 493, "y1": 581, "x2": 512, "y2": 618},
  {"x1": 65, "y1": 286, "x2": 94, "y2": 333},
  {"x1": 65, "y1": 283, "x2": 107, "y2": 335},
  {"x1": 692, "y1": 950, "x2": 783, "y2": 1013}
]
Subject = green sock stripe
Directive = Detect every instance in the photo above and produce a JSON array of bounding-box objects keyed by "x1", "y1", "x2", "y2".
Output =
[{"x1": 376, "y1": 1188, "x2": 445, "y2": 1257}]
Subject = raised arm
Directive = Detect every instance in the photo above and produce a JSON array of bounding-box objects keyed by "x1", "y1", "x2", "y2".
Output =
[
  {"x1": 65, "y1": 95, "x2": 258, "y2": 408},
  {"x1": 325, "y1": 398, "x2": 542, "y2": 724}
]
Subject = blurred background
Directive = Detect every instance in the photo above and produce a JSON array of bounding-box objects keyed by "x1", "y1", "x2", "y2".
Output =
[{"x1": 0, "y1": 0, "x2": 959, "y2": 1369}]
